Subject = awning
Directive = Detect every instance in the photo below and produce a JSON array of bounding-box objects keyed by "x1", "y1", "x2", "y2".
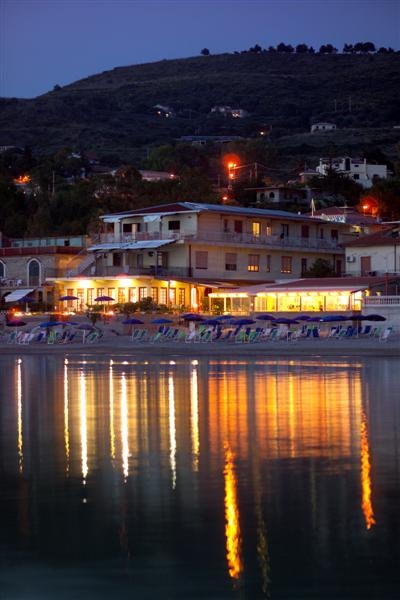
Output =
[
  {"x1": 124, "y1": 240, "x2": 174, "y2": 250},
  {"x1": 5, "y1": 288, "x2": 35, "y2": 302},
  {"x1": 88, "y1": 239, "x2": 175, "y2": 252}
]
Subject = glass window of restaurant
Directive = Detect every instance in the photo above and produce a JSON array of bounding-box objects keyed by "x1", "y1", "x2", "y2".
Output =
[
  {"x1": 159, "y1": 287, "x2": 167, "y2": 305},
  {"x1": 129, "y1": 287, "x2": 137, "y2": 302}
]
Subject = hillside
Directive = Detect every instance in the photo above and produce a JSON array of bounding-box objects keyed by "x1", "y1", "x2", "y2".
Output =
[{"x1": 1, "y1": 52, "x2": 399, "y2": 166}]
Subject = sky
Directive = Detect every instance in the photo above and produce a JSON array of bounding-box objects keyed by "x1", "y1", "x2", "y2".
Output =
[{"x1": 1, "y1": 0, "x2": 399, "y2": 99}]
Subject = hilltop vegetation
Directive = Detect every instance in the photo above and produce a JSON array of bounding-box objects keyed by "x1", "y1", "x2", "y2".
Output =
[
  {"x1": 1, "y1": 50, "x2": 400, "y2": 238},
  {"x1": 0, "y1": 51, "x2": 399, "y2": 164}
]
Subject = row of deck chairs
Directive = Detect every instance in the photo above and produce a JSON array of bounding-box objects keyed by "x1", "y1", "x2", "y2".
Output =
[
  {"x1": 4, "y1": 328, "x2": 102, "y2": 345},
  {"x1": 327, "y1": 324, "x2": 393, "y2": 341}
]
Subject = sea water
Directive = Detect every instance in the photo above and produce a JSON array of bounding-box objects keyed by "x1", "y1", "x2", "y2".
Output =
[{"x1": 0, "y1": 354, "x2": 399, "y2": 599}]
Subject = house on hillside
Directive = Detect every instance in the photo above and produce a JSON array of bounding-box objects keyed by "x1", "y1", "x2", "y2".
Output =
[
  {"x1": 46, "y1": 202, "x2": 354, "y2": 313},
  {"x1": 315, "y1": 157, "x2": 388, "y2": 188},
  {"x1": 256, "y1": 185, "x2": 314, "y2": 208},
  {"x1": 311, "y1": 122, "x2": 337, "y2": 133}
]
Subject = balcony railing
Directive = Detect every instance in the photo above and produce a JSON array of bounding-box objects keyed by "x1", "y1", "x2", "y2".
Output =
[
  {"x1": 95, "y1": 231, "x2": 340, "y2": 251},
  {"x1": 364, "y1": 295, "x2": 400, "y2": 306},
  {"x1": 92, "y1": 266, "x2": 192, "y2": 278}
]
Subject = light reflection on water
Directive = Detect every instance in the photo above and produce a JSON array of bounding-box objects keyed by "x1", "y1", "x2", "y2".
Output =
[{"x1": 0, "y1": 354, "x2": 399, "y2": 599}]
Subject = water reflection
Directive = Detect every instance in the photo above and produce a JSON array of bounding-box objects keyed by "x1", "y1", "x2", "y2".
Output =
[
  {"x1": 224, "y1": 441, "x2": 243, "y2": 581},
  {"x1": 361, "y1": 409, "x2": 376, "y2": 530},
  {"x1": 1, "y1": 355, "x2": 399, "y2": 599}
]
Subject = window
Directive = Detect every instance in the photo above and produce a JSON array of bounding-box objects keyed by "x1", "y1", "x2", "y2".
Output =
[
  {"x1": 248, "y1": 254, "x2": 260, "y2": 272},
  {"x1": 87, "y1": 288, "x2": 94, "y2": 306},
  {"x1": 252, "y1": 221, "x2": 261, "y2": 237},
  {"x1": 353, "y1": 174, "x2": 360, "y2": 180},
  {"x1": 28, "y1": 259, "x2": 40, "y2": 286},
  {"x1": 360, "y1": 256, "x2": 372, "y2": 275},
  {"x1": 117, "y1": 288, "x2": 126, "y2": 304},
  {"x1": 281, "y1": 256, "x2": 292, "y2": 273},
  {"x1": 301, "y1": 225, "x2": 309, "y2": 238},
  {"x1": 139, "y1": 287, "x2": 148, "y2": 300},
  {"x1": 280, "y1": 224, "x2": 289, "y2": 238},
  {"x1": 96, "y1": 288, "x2": 104, "y2": 298},
  {"x1": 225, "y1": 252, "x2": 237, "y2": 271},
  {"x1": 234, "y1": 220, "x2": 243, "y2": 234},
  {"x1": 169, "y1": 287, "x2": 176, "y2": 305},
  {"x1": 107, "y1": 288, "x2": 115, "y2": 299},
  {"x1": 168, "y1": 220, "x2": 180, "y2": 231},
  {"x1": 159, "y1": 287, "x2": 167, "y2": 305},
  {"x1": 128, "y1": 287, "x2": 137, "y2": 302},
  {"x1": 265, "y1": 222, "x2": 272, "y2": 236},
  {"x1": 151, "y1": 287, "x2": 158, "y2": 303},
  {"x1": 0, "y1": 261, "x2": 5, "y2": 278},
  {"x1": 112, "y1": 253, "x2": 122, "y2": 266},
  {"x1": 178, "y1": 288, "x2": 185, "y2": 306},
  {"x1": 331, "y1": 229, "x2": 338, "y2": 240},
  {"x1": 266, "y1": 255, "x2": 271, "y2": 272},
  {"x1": 223, "y1": 219, "x2": 229, "y2": 232},
  {"x1": 301, "y1": 258, "x2": 307, "y2": 274},
  {"x1": 195, "y1": 251, "x2": 208, "y2": 269}
]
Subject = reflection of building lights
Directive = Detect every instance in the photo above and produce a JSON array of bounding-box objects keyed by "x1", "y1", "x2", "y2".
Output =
[
  {"x1": 169, "y1": 374, "x2": 177, "y2": 489},
  {"x1": 361, "y1": 410, "x2": 376, "y2": 530},
  {"x1": 17, "y1": 358, "x2": 23, "y2": 473},
  {"x1": 79, "y1": 371, "x2": 88, "y2": 483},
  {"x1": 64, "y1": 360, "x2": 70, "y2": 473},
  {"x1": 190, "y1": 364, "x2": 200, "y2": 471},
  {"x1": 224, "y1": 442, "x2": 242, "y2": 580},
  {"x1": 121, "y1": 374, "x2": 129, "y2": 480}
]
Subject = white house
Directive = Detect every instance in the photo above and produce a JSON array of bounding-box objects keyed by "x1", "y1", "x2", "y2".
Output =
[
  {"x1": 344, "y1": 226, "x2": 400, "y2": 276},
  {"x1": 316, "y1": 157, "x2": 388, "y2": 188},
  {"x1": 311, "y1": 122, "x2": 337, "y2": 133}
]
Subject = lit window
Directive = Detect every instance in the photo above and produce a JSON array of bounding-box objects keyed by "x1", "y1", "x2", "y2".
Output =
[
  {"x1": 248, "y1": 254, "x2": 260, "y2": 272},
  {"x1": 281, "y1": 256, "x2": 292, "y2": 273},
  {"x1": 252, "y1": 221, "x2": 261, "y2": 237}
]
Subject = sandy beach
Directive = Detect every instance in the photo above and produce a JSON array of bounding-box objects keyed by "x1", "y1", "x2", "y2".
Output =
[{"x1": 1, "y1": 315, "x2": 399, "y2": 358}]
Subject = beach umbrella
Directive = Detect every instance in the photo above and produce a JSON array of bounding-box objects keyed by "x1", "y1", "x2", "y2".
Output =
[
  {"x1": 202, "y1": 318, "x2": 223, "y2": 326},
  {"x1": 364, "y1": 314, "x2": 386, "y2": 321},
  {"x1": 39, "y1": 320, "x2": 62, "y2": 328},
  {"x1": 122, "y1": 317, "x2": 144, "y2": 325},
  {"x1": 255, "y1": 314, "x2": 275, "y2": 321},
  {"x1": 214, "y1": 314, "x2": 233, "y2": 321},
  {"x1": 76, "y1": 323, "x2": 96, "y2": 330},
  {"x1": 272, "y1": 317, "x2": 299, "y2": 325},
  {"x1": 59, "y1": 295, "x2": 79, "y2": 301},
  {"x1": 6, "y1": 320, "x2": 26, "y2": 327},
  {"x1": 319, "y1": 315, "x2": 349, "y2": 322},
  {"x1": 151, "y1": 317, "x2": 173, "y2": 324},
  {"x1": 181, "y1": 314, "x2": 204, "y2": 321},
  {"x1": 95, "y1": 295, "x2": 114, "y2": 302},
  {"x1": 230, "y1": 318, "x2": 256, "y2": 326},
  {"x1": 296, "y1": 314, "x2": 312, "y2": 321}
]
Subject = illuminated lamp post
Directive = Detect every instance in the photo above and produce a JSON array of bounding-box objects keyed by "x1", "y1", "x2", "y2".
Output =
[{"x1": 227, "y1": 162, "x2": 237, "y2": 190}]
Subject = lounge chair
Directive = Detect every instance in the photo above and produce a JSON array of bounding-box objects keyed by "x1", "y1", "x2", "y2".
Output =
[{"x1": 379, "y1": 327, "x2": 393, "y2": 342}]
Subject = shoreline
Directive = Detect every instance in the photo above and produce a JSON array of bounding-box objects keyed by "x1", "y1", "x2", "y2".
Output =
[{"x1": 1, "y1": 335, "x2": 399, "y2": 358}]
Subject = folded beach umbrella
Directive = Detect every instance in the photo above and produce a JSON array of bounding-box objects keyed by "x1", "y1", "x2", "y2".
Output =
[
  {"x1": 39, "y1": 320, "x2": 62, "y2": 328},
  {"x1": 272, "y1": 317, "x2": 299, "y2": 325}
]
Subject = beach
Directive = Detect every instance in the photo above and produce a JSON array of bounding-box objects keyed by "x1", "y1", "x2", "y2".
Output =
[{"x1": 1, "y1": 317, "x2": 399, "y2": 357}]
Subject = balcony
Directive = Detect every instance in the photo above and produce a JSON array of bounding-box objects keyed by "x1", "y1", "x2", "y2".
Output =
[
  {"x1": 90, "y1": 265, "x2": 192, "y2": 278},
  {"x1": 94, "y1": 231, "x2": 340, "y2": 252}
]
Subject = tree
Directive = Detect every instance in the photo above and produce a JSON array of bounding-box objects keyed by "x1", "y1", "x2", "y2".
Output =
[
  {"x1": 200, "y1": 48, "x2": 210, "y2": 56},
  {"x1": 303, "y1": 258, "x2": 336, "y2": 278}
]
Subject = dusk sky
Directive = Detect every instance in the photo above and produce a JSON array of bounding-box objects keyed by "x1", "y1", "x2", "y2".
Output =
[{"x1": 1, "y1": 0, "x2": 399, "y2": 99}]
